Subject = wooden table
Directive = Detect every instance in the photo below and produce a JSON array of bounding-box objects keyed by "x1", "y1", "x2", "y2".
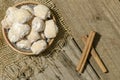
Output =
[
  {"x1": 52, "y1": 0, "x2": 120, "y2": 80},
  {"x1": 1, "y1": 0, "x2": 120, "y2": 80}
]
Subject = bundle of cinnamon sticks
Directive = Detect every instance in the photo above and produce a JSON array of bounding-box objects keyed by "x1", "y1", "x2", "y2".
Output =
[{"x1": 76, "y1": 31, "x2": 107, "y2": 73}]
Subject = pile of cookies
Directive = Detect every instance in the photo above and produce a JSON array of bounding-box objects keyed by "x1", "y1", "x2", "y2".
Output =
[{"x1": 1, "y1": 4, "x2": 58, "y2": 55}]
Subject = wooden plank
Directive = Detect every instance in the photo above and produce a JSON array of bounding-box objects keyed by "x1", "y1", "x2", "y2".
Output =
[{"x1": 52, "y1": 0, "x2": 120, "y2": 80}]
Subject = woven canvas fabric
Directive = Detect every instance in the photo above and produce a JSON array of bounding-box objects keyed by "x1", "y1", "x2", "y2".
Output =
[{"x1": 0, "y1": 0, "x2": 70, "y2": 79}]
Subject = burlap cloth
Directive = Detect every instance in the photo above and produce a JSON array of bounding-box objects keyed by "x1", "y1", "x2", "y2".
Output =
[{"x1": 0, "y1": 0, "x2": 71, "y2": 79}]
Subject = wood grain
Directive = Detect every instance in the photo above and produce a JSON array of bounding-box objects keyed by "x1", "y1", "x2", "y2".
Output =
[{"x1": 53, "y1": 0, "x2": 120, "y2": 80}]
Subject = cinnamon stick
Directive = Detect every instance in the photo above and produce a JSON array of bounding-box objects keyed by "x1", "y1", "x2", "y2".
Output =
[
  {"x1": 81, "y1": 36, "x2": 107, "y2": 73},
  {"x1": 76, "y1": 31, "x2": 96, "y2": 73}
]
